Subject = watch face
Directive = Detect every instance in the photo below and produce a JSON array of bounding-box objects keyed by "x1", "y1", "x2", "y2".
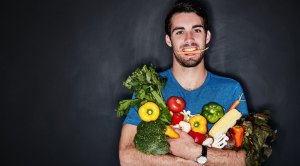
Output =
[{"x1": 197, "y1": 156, "x2": 207, "y2": 164}]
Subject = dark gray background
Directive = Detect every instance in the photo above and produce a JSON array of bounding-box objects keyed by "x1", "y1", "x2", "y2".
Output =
[{"x1": 1, "y1": 0, "x2": 300, "y2": 165}]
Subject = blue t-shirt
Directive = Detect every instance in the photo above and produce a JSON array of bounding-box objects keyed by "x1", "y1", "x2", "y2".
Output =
[{"x1": 123, "y1": 69, "x2": 248, "y2": 129}]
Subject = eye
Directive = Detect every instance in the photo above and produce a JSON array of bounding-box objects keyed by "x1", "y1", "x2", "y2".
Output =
[
  {"x1": 175, "y1": 30, "x2": 184, "y2": 35},
  {"x1": 194, "y1": 29, "x2": 202, "y2": 33}
]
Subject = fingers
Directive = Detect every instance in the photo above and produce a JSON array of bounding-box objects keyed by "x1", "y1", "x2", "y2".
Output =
[
  {"x1": 167, "y1": 138, "x2": 174, "y2": 144},
  {"x1": 174, "y1": 128, "x2": 190, "y2": 138},
  {"x1": 174, "y1": 128, "x2": 183, "y2": 133}
]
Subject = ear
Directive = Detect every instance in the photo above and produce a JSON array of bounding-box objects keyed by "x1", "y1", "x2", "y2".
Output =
[
  {"x1": 165, "y1": 35, "x2": 172, "y2": 47},
  {"x1": 205, "y1": 30, "x2": 211, "y2": 44}
]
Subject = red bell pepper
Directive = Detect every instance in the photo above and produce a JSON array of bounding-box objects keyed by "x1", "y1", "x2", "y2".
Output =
[
  {"x1": 171, "y1": 113, "x2": 184, "y2": 125},
  {"x1": 188, "y1": 130, "x2": 206, "y2": 144},
  {"x1": 232, "y1": 125, "x2": 244, "y2": 147}
]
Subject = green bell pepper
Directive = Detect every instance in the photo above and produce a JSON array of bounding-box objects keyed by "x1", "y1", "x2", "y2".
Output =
[{"x1": 201, "y1": 102, "x2": 224, "y2": 124}]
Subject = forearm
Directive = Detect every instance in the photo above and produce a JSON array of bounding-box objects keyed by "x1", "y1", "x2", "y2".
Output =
[
  {"x1": 180, "y1": 145, "x2": 245, "y2": 166},
  {"x1": 206, "y1": 148, "x2": 246, "y2": 166},
  {"x1": 119, "y1": 146, "x2": 200, "y2": 166},
  {"x1": 168, "y1": 129, "x2": 246, "y2": 166},
  {"x1": 119, "y1": 124, "x2": 200, "y2": 166}
]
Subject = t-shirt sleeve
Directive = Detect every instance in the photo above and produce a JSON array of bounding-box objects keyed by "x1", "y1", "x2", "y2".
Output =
[
  {"x1": 123, "y1": 106, "x2": 141, "y2": 126},
  {"x1": 122, "y1": 93, "x2": 142, "y2": 126},
  {"x1": 233, "y1": 83, "x2": 249, "y2": 116}
]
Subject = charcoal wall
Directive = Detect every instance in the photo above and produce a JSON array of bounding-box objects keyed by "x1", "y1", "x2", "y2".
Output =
[{"x1": 2, "y1": 0, "x2": 300, "y2": 165}]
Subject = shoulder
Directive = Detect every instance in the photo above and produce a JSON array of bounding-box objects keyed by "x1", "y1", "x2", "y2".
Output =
[
  {"x1": 159, "y1": 68, "x2": 171, "y2": 78},
  {"x1": 207, "y1": 71, "x2": 243, "y2": 92},
  {"x1": 208, "y1": 71, "x2": 241, "y2": 87}
]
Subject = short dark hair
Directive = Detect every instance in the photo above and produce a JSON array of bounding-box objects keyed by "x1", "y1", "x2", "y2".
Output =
[{"x1": 165, "y1": 0, "x2": 209, "y2": 36}]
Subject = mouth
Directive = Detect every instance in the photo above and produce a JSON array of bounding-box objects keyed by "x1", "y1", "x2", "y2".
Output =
[
  {"x1": 176, "y1": 47, "x2": 209, "y2": 55},
  {"x1": 182, "y1": 47, "x2": 197, "y2": 52},
  {"x1": 177, "y1": 47, "x2": 200, "y2": 55}
]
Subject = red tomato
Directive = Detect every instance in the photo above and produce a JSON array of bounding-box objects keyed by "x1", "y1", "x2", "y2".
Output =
[{"x1": 167, "y1": 96, "x2": 186, "y2": 113}]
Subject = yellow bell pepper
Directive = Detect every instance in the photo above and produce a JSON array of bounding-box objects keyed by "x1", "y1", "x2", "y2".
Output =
[
  {"x1": 189, "y1": 114, "x2": 207, "y2": 134},
  {"x1": 138, "y1": 102, "x2": 160, "y2": 122},
  {"x1": 165, "y1": 125, "x2": 179, "y2": 138}
]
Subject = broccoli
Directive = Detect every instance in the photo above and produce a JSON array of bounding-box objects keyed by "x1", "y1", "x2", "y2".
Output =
[{"x1": 134, "y1": 120, "x2": 170, "y2": 155}]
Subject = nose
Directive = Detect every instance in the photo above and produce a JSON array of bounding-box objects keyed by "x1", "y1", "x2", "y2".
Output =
[{"x1": 184, "y1": 31, "x2": 195, "y2": 44}]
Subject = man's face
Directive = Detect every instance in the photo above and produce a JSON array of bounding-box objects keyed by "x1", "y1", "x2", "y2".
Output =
[{"x1": 165, "y1": 12, "x2": 211, "y2": 67}]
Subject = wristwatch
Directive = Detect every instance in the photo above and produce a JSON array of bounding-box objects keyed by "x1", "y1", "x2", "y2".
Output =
[{"x1": 196, "y1": 145, "x2": 207, "y2": 164}]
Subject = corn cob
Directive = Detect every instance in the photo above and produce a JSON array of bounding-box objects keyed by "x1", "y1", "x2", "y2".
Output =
[{"x1": 209, "y1": 109, "x2": 242, "y2": 138}]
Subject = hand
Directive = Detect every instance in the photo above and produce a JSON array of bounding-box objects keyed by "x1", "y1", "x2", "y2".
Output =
[{"x1": 167, "y1": 129, "x2": 201, "y2": 161}]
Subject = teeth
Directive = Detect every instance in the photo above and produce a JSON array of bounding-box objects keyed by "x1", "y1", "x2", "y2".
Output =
[{"x1": 183, "y1": 48, "x2": 196, "y2": 52}]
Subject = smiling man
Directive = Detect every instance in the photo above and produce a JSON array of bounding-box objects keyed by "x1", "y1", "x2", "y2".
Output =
[
  {"x1": 166, "y1": 12, "x2": 209, "y2": 68},
  {"x1": 119, "y1": 0, "x2": 248, "y2": 165}
]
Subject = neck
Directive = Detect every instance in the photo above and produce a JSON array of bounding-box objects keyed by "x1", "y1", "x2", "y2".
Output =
[{"x1": 172, "y1": 60, "x2": 207, "y2": 91}]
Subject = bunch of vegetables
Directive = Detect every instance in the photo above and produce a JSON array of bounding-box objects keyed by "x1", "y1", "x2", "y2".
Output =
[
  {"x1": 116, "y1": 65, "x2": 276, "y2": 166},
  {"x1": 116, "y1": 65, "x2": 171, "y2": 124},
  {"x1": 116, "y1": 65, "x2": 173, "y2": 154},
  {"x1": 167, "y1": 96, "x2": 208, "y2": 143},
  {"x1": 236, "y1": 111, "x2": 277, "y2": 166},
  {"x1": 200, "y1": 95, "x2": 277, "y2": 166}
]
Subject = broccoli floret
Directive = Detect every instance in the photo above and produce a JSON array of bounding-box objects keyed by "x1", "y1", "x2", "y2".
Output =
[{"x1": 134, "y1": 120, "x2": 170, "y2": 155}]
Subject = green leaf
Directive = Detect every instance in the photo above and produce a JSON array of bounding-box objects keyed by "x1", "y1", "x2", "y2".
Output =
[
  {"x1": 240, "y1": 111, "x2": 277, "y2": 166},
  {"x1": 116, "y1": 99, "x2": 140, "y2": 117},
  {"x1": 263, "y1": 147, "x2": 272, "y2": 159}
]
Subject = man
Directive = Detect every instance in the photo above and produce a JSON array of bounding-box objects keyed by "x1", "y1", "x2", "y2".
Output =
[{"x1": 119, "y1": 0, "x2": 248, "y2": 165}]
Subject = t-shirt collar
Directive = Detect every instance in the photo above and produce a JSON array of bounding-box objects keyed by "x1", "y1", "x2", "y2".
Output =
[{"x1": 168, "y1": 69, "x2": 211, "y2": 93}]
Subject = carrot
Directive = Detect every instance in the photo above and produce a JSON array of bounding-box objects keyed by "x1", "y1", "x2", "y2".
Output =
[
  {"x1": 176, "y1": 47, "x2": 209, "y2": 55},
  {"x1": 229, "y1": 93, "x2": 244, "y2": 111},
  {"x1": 177, "y1": 50, "x2": 201, "y2": 55}
]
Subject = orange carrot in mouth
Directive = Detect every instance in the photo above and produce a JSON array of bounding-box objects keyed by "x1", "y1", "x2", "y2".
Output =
[{"x1": 176, "y1": 47, "x2": 209, "y2": 55}]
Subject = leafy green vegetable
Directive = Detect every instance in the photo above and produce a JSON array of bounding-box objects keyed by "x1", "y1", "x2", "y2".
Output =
[
  {"x1": 116, "y1": 65, "x2": 171, "y2": 124},
  {"x1": 134, "y1": 120, "x2": 170, "y2": 154},
  {"x1": 116, "y1": 65, "x2": 172, "y2": 155},
  {"x1": 116, "y1": 99, "x2": 140, "y2": 117},
  {"x1": 237, "y1": 110, "x2": 277, "y2": 166}
]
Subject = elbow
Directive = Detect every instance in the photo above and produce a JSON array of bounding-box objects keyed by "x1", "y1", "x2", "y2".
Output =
[{"x1": 119, "y1": 148, "x2": 132, "y2": 166}]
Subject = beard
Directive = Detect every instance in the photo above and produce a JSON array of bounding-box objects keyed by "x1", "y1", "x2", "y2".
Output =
[
  {"x1": 174, "y1": 41, "x2": 205, "y2": 67},
  {"x1": 174, "y1": 52, "x2": 205, "y2": 67}
]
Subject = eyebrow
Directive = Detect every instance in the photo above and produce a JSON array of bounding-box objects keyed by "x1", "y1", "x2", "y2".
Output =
[
  {"x1": 172, "y1": 27, "x2": 184, "y2": 34},
  {"x1": 172, "y1": 24, "x2": 205, "y2": 33},
  {"x1": 193, "y1": 24, "x2": 204, "y2": 29}
]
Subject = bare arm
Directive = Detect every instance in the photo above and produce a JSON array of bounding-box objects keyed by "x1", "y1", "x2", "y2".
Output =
[
  {"x1": 119, "y1": 124, "x2": 200, "y2": 166},
  {"x1": 168, "y1": 129, "x2": 246, "y2": 166}
]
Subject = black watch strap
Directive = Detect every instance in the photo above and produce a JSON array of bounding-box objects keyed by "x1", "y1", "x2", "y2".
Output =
[
  {"x1": 202, "y1": 145, "x2": 207, "y2": 157},
  {"x1": 196, "y1": 145, "x2": 208, "y2": 164}
]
